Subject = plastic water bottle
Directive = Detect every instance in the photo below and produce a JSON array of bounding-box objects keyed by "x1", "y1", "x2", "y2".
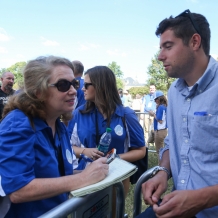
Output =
[{"x1": 98, "y1": 128, "x2": 112, "y2": 156}]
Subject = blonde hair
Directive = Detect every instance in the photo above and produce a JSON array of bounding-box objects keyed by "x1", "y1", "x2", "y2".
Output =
[{"x1": 3, "y1": 56, "x2": 74, "y2": 124}]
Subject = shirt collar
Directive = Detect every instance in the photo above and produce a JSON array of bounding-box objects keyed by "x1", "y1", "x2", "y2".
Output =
[{"x1": 174, "y1": 56, "x2": 216, "y2": 97}]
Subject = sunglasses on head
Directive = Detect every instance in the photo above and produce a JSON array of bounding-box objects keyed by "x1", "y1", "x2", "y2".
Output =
[
  {"x1": 83, "y1": 82, "x2": 93, "y2": 90},
  {"x1": 175, "y1": 9, "x2": 201, "y2": 37},
  {"x1": 49, "y1": 79, "x2": 80, "y2": 92}
]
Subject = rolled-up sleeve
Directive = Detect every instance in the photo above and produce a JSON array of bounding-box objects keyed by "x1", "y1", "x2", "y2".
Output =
[{"x1": 159, "y1": 135, "x2": 169, "y2": 160}]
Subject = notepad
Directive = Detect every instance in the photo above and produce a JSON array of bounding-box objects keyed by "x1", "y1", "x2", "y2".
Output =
[{"x1": 70, "y1": 158, "x2": 137, "y2": 197}]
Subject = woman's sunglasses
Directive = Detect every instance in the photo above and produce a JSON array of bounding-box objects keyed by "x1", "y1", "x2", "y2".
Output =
[
  {"x1": 49, "y1": 79, "x2": 80, "y2": 92},
  {"x1": 83, "y1": 82, "x2": 93, "y2": 90}
]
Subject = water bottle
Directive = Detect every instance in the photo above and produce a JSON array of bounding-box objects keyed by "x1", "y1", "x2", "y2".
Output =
[{"x1": 98, "y1": 128, "x2": 112, "y2": 156}]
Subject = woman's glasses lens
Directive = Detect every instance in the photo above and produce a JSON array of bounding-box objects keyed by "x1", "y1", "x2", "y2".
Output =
[
  {"x1": 51, "y1": 79, "x2": 80, "y2": 92},
  {"x1": 84, "y1": 82, "x2": 93, "y2": 89}
]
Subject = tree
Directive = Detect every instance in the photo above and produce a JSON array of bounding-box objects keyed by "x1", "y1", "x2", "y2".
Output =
[
  {"x1": 108, "y1": 61, "x2": 124, "y2": 89},
  {"x1": 128, "y1": 86, "x2": 149, "y2": 98},
  {"x1": 7, "y1": 61, "x2": 26, "y2": 89},
  {"x1": 108, "y1": 61, "x2": 123, "y2": 78},
  {"x1": 146, "y1": 52, "x2": 176, "y2": 93}
]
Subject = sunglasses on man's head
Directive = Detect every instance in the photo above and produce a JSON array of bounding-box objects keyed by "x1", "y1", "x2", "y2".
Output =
[
  {"x1": 83, "y1": 82, "x2": 93, "y2": 90},
  {"x1": 175, "y1": 9, "x2": 201, "y2": 37},
  {"x1": 49, "y1": 79, "x2": 80, "y2": 92}
]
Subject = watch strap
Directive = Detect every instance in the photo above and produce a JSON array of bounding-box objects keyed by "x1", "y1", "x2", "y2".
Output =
[{"x1": 152, "y1": 166, "x2": 171, "y2": 179}]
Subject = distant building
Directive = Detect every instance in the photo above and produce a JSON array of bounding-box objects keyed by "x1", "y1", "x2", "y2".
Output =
[{"x1": 123, "y1": 77, "x2": 145, "y2": 90}]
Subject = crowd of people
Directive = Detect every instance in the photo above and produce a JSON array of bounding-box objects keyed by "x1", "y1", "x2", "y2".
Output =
[{"x1": 1, "y1": 9, "x2": 218, "y2": 218}]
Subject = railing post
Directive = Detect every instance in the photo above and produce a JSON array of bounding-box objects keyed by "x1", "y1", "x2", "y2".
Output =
[{"x1": 133, "y1": 166, "x2": 159, "y2": 218}]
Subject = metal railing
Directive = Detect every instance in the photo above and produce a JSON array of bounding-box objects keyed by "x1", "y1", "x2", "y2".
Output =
[
  {"x1": 38, "y1": 182, "x2": 125, "y2": 218},
  {"x1": 133, "y1": 166, "x2": 159, "y2": 217},
  {"x1": 135, "y1": 112, "x2": 156, "y2": 153}
]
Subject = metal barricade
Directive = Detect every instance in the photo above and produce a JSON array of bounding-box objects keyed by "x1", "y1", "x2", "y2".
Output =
[
  {"x1": 38, "y1": 182, "x2": 125, "y2": 218},
  {"x1": 133, "y1": 166, "x2": 159, "y2": 217},
  {"x1": 135, "y1": 112, "x2": 156, "y2": 153}
]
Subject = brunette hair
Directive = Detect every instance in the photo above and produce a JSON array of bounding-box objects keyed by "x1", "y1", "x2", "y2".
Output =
[{"x1": 80, "y1": 66, "x2": 122, "y2": 126}]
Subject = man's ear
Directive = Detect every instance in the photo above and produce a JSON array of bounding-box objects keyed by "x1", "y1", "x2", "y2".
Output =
[{"x1": 190, "y1": 33, "x2": 201, "y2": 51}]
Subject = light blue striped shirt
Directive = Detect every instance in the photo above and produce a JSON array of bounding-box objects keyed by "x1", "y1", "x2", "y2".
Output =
[{"x1": 160, "y1": 56, "x2": 218, "y2": 217}]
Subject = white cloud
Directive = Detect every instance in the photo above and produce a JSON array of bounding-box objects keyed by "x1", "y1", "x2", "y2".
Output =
[
  {"x1": 0, "y1": 28, "x2": 10, "y2": 42},
  {"x1": 0, "y1": 47, "x2": 8, "y2": 53},
  {"x1": 79, "y1": 44, "x2": 89, "y2": 51},
  {"x1": 40, "y1": 37, "x2": 60, "y2": 46},
  {"x1": 78, "y1": 42, "x2": 99, "y2": 51},
  {"x1": 106, "y1": 49, "x2": 127, "y2": 57}
]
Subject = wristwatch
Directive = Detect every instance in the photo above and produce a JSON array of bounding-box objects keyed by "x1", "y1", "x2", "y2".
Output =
[{"x1": 151, "y1": 166, "x2": 171, "y2": 179}]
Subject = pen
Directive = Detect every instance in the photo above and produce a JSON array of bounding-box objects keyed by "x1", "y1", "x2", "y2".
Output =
[{"x1": 80, "y1": 154, "x2": 93, "y2": 163}]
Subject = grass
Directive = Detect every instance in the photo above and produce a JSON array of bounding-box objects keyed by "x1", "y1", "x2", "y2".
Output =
[{"x1": 125, "y1": 144, "x2": 173, "y2": 217}]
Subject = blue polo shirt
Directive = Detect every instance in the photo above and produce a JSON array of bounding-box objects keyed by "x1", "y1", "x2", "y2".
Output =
[
  {"x1": 68, "y1": 105, "x2": 145, "y2": 157},
  {"x1": 0, "y1": 109, "x2": 73, "y2": 218},
  {"x1": 75, "y1": 76, "x2": 86, "y2": 108},
  {"x1": 142, "y1": 93, "x2": 156, "y2": 113},
  {"x1": 153, "y1": 105, "x2": 167, "y2": 130}
]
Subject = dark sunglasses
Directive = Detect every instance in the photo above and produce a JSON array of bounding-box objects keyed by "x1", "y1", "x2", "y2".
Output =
[
  {"x1": 83, "y1": 82, "x2": 93, "y2": 90},
  {"x1": 175, "y1": 9, "x2": 201, "y2": 36},
  {"x1": 49, "y1": 79, "x2": 80, "y2": 92}
]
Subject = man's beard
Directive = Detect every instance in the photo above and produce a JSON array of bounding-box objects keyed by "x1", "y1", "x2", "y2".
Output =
[{"x1": 4, "y1": 84, "x2": 13, "y2": 92}]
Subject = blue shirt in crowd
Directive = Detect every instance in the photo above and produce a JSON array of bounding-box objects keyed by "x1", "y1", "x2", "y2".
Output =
[
  {"x1": 160, "y1": 56, "x2": 218, "y2": 217},
  {"x1": 153, "y1": 105, "x2": 167, "y2": 131},
  {"x1": 0, "y1": 109, "x2": 73, "y2": 218},
  {"x1": 68, "y1": 105, "x2": 145, "y2": 169},
  {"x1": 75, "y1": 76, "x2": 86, "y2": 108},
  {"x1": 142, "y1": 93, "x2": 156, "y2": 113}
]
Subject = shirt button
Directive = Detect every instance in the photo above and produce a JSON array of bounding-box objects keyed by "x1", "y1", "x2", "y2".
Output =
[
  {"x1": 183, "y1": 118, "x2": 186, "y2": 122},
  {"x1": 184, "y1": 160, "x2": 187, "y2": 164},
  {"x1": 185, "y1": 139, "x2": 188, "y2": 143},
  {"x1": 181, "y1": 180, "x2": 185, "y2": 183},
  {"x1": 199, "y1": 90, "x2": 202, "y2": 93},
  {"x1": 187, "y1": 98, "x2": 190, "y2": 101}
]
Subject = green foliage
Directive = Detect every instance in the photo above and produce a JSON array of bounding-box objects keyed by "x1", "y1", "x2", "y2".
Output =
[
  {"x1": 0, "y1": 68, "x2": 8, "y2": 76},
  {"x1": 147, "y1": 52, "x2": 176, "y2": 93},
  {"x1": 108, "y1": 61, "x2": 123, "y2": 78},
  {"x1": 116, "y1": 78, "x2": 124, "y2": 90},
  {"x1": 128, "y1": 86, "x2": 149, "y2": 98}
]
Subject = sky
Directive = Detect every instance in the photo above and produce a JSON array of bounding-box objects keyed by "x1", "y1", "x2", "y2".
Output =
[{"x1": 0, "y1": 0, "x2": 218, "y2": 83}]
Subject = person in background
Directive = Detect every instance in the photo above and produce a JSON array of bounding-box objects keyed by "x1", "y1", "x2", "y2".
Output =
[
  {"x1": 138, "y1": 9, "x2": 218, "y2": 218},
  {"x1": 118, "y1": 88, "x2": 126, "y2": 105},
  {"x1": 149, "y1": 90, "x2": 167, "y2": 163},
  {"x1": 140, "y1": 84, "x2": 156, "y2": 142},
  {"x1": 0, "y1": 56, "x2": 108, "y2": 218},
  {"x1": 67, "y1": 66, "x2": 146, "y2": 196},
  {"x1": 123, "y1": 90, "x2": 130, "y2": 107},
  {"x1": 126, "y1": 90, "x2": 133, "y2": 108},
  {"x1": 72, "y1": 60, "x2": 86, "y2": 109},
  {"x1": 0, "y1": 71, "x2": 15, "y2": 119}
]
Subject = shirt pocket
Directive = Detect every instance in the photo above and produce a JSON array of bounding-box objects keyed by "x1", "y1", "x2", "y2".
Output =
[{"x1": 191, "y1": 115, "x2": 218, "y2": 154}]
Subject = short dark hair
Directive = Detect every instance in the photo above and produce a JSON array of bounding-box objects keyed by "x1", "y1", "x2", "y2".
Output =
[
  {"x1": 155, "y1": 10, "x2": 210, "y2": 56},
  {"x1": 72, "y1": 60, "x2": 84, "y2": 77}
]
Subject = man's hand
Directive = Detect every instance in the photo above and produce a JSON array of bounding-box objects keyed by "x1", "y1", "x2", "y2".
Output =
[
  {"x1": 153, "y1": 190, "x2": 203, "y2": 218},
  {"x1": 142, "y1": 171, "x2": 168, "y2": 205}
]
